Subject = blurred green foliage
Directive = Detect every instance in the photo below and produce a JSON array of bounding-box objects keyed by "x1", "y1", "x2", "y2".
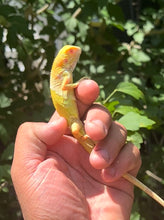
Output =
[{"x1": 0, "y1": 0, "x2": 164, "y2": 219}]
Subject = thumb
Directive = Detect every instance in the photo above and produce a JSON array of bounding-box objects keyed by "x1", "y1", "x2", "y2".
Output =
[{"x1": 11, "y1": 117, "x2": 67, "y2": 177}]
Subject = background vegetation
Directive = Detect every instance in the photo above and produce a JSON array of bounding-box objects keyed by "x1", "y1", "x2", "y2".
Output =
[{"x1": 0, "y1": 0, "x2": 164, "y2": 219}]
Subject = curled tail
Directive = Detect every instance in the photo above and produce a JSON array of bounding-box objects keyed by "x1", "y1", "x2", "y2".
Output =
[{"x1": 76, "y1": 134, "x2": 95, "y2": 153}]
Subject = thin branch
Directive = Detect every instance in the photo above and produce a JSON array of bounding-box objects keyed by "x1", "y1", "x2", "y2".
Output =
[
  {"x1": 146, "y1": 170, "x2": 164, "y2": 185},
  {"x1": 123, "y1": 173, "x2": 164, "y2": 207},
  {"x1": 36, "y1": 4, "x2": 49, "y2": 15},
  {"x1": 160, "y1": 135, "x2": 164, "y2": 146},
  {"x1": 85, "y1": 137, "x2": 164, "y2": 207},
  {"x1": 145, "y1": 28, "x2": 164, "y2": 36},
  {"x1": 72, "y1": 8, "x2": 82, "y2": 18},
  {"x1": 103, "y1": 89, "x2": 117, "y2": 104}
]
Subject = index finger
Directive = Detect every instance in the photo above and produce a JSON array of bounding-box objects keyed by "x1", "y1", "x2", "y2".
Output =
[{"x1": 75, "y1": 79, "x2": 99, "y2": 116}]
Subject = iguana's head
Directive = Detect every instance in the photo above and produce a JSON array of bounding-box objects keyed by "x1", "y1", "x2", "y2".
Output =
[{"x1": 55, "y1": 45, "x2": 81, "y2": 72}]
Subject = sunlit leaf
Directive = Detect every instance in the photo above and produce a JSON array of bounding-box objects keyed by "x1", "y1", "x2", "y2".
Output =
[
  {"x1": 105, "y1": 100, "x2": 119, "y2": 114},
  {"x1": 129, "y1": 48, "x2": 151, "y2": 65},
  {"x1": 125, "y1": 20, "x2": 138, "y2": 36},
  {"x1": 127, "y1": 132, "x2": 143, "y2": 149},
  {"x1": 0, "y1": 93, "x2": 12, "y2": 108},
  {"x1": 133, "y1": 32, "x2": 144, "y2": 44},
  {"x1": 65, "y1": 17, "x2": 77, "y2": 32},
  {"x1": 130, "y1": 211, "x2": 141, "y2": 220},
  {"x1": 118, "y1": 112, "x2": 155, "y2": 131},
  {"x1": 114, "y1": 105, "x2": 141, "y2": 115},
  {"x1": 116, "y1": 82, "x2": 145, "y2": 100}
]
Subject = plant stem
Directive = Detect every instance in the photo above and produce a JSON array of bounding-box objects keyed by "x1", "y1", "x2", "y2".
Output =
[
  {"x1": 146, "y1": 170, "x2": 164, "y2": 185},
  {"x1": 103, "y1": 89, "x2": 117, "y2": 104},
  {"x1": 123, "y1": 173, "x2": 164, "y2": 207}
]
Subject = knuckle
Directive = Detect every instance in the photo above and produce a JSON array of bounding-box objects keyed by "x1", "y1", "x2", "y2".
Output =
[
  {"x1": 114, "y1": 121, "x2": 127, "y2": 141},
  {"x1": 120, "y1": 124, "x2": 127, "y2": 139},
  {"x1": 17, "y1": 122, "x2": 33, "y2": 136},
  {"x1": 134, "y1": 146, "x2": 142, "y2": 168},
  {"x1": 128, "y1": 142, "x2": 142, "y2": 169},
  {"x1": 116, "y1": 121, "x2": 127, "y2": 135}
]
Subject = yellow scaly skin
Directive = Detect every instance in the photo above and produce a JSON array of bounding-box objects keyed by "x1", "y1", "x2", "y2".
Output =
[
  {"x1": 50, "y1": 45, "x2": 95, "y2": 153},
  {"x1": 50, "y1": 45, "x2": 164, "y2": 207}
]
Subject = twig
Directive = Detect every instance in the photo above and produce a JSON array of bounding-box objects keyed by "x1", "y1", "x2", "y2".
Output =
[
  {"x1": 123, "y1": 173, "x2": 164, "y2": 207},
  {"x1": 87, "y1": 144, "x2": 164, "y2": 207},
  {"x1": 72, "y1": 8, "x2": 82, "y2": 18},
  {"x1": 103, "y1": 89, "x2": 117, "y2": 104},
  {"x1": 36, "y1": 4, "x2": 49, "y2": 15},
  {"x1": 145, "y1": 28, "x2": 164, "y2": 36},
  {"x1": 146, "y1": 170, "x2": 164, "y2": 185}
]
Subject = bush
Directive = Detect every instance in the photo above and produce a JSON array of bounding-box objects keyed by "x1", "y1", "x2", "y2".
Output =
[{"x1": 0, "y1": 0, "x2": 164, "y2": 219}]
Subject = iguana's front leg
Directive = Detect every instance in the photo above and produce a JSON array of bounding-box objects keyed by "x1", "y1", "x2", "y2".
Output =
[{"x1": 61, "y1": 71, "x2": 79, "y2": 90}]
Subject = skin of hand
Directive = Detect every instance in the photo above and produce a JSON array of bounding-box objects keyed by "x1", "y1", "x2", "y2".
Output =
[{"x1": 11, "y1": 80, "x2": 141, "y2": 220}]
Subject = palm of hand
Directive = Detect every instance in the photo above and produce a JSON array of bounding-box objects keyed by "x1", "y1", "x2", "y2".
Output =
[{"x1": 26, "y1": 135, "x2": 133, "y2": 220}]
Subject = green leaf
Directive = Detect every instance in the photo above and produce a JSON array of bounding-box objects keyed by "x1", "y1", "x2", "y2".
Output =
[
  {"x1": 78, "y1": 21, "x2": 88, "y2": 41},
  {"x1": 65, "y1": 17, "x2": 77, "y2": 32},
  {"x1": 8, "y1": 15, "x2": 31, "y2": 37},
  {"x1": 143, "y1": 20, "x2": 154, "y2": 33},
  {"x1": 67, "y1": 1, "x2": 75, "y2": 8},
  {"x1": 125, "y1": 20, "x2": 138, "y2": 36},
  {"x1": 127, "y1": 132, "x2": 143, "y2": 149},
  {"x1": 118, "y1": 112, "x2": 156, "y2": 131},
  {"x1": 90, "y1": 64, "x2": 96, "y2": 74},
  {"x1": 66, "y1": 35, "x2": 75, "y2": 44},
  {"x1": 133, "y1": 32, "x2": 144, "y2": 44},
  {"x1": 116, "y1": 82, "x2": 145, "y2": 100},
  {"x1": 0, "y1": 5, "x2": 16, "y2": 17},
  {"x1": 105, "y1": 100, "x2": 119, "y2": 114},
  {"x1": 114, "y1": 105, "x2": 141, "y2": 115},
  {"x1": 1, "y1": 185, "x2": 9, "y2": 193},
  {"x1": 97, "y1": 65, "x2": 105, "y2": 73},
  {"x1": 130, "y1": 211, "x2": 141, "y2": 220},
  {"x1": 0, "y1": 93, "x2": 12, "y2": 108},
  {"x1": 111, "y1": 21, "x2": 124, "y2": 31},
  {"x1": 1, "y1": 143, "x2": 14, "y2": 161},
  {"x1": 0, "y1": 15, "x2": 10, "y2": 27},
  {"x1": 0, "y1": 165, "x2": 11, "y2": 180},
  {"x1": 7, "y1": 26, "x2": 17, "y2": 48},
  {"x1": 0, "y1": 123, "x2": 9, "y2": 144},
  {"x1": 128, "y1": 48, "x2": 151, "y2": 65},
  {"x1": 127, "y1": 57, "x2": 141, "y2": 66}
]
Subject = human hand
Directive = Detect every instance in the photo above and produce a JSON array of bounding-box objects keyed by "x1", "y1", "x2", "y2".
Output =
[{"x1": 11, "y1": 80, "x2": 141, "y2": 220}]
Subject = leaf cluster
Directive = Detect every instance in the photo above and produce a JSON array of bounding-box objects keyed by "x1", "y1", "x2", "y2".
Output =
[{"x1": 0, "y1": 0, "x2": 164, "y2": 219}]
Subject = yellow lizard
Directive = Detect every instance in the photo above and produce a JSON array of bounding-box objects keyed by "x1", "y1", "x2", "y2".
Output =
[
  {"x1": 50, "y1": 45, "x2": 95, "y2": 153},
  {"x1": 50, "y1": 45, "x2": 164, "y2": 207}
]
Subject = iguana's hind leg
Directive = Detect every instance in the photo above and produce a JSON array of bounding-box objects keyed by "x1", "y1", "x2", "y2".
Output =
[{"x1": 71, "y1": 121, "x2": 95, "y2": 153}]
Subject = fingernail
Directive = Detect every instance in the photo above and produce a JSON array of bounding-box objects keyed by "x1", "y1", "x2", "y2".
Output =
[
  {"x1": 108, "y1": 167, "x2": 116, "y2": 177},
  {"x1": 95, "y1": 148, "x2": 109, "y2": 162},
  {"x1": 47, "y1": 118, "x2": 67, "y2": 132},
  {"x1": 90, "y1": 120, "x2": 108, "y2": 136},
  {"x1": 48, "y1": 117, "x2": 66, "y2": 126},
  {"x1": 103, "y1": 166, "x2": 116, "y2": 180}
]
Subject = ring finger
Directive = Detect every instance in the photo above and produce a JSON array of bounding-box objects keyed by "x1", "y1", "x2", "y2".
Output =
[{"x1": 90, "y1": 121, "x2": 127, "y2": 169}]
